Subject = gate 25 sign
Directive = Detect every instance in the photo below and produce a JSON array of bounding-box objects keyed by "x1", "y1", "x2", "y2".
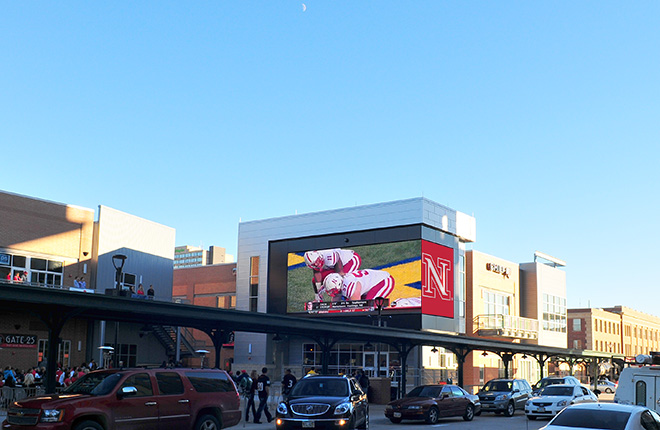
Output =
[{"x1": 0, "y1": 334, "x2": 38, "y2": 348}]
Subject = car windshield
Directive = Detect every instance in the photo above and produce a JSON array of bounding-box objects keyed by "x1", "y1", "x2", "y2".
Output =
[
  {"x1": 540, "y1": 386, "x2": 574, "y2": 396},
  {"x1": 290, "y1": 378, "x2": 349, "y2": 397},
  {"x1": 407, "y1": 386, "x2": 443, "y2": 398},
  {"x1": 63, "y1": 372, "x2": 123, "y2": 396},
  {"x1": 482, "y1": 380, "x2": 512, "y2": 392},
  {"x1": 536, "y1": 379, "x2": 563, "y2": 389},
  {"x1": 550, "y1": 408, "x2": 631, "y2": 430}
]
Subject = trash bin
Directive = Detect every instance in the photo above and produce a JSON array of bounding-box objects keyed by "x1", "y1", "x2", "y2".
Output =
[{"x1": 369, "y1": 377, "x2": 391, "y2": 404}]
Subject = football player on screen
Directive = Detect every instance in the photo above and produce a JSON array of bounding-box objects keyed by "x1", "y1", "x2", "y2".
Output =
[
  {"x1": 304, "y1": 249, "x2": 361, "y2": 301},
  {"x1": 322, "y1": 270, "x2": 394, "y2": 302}
]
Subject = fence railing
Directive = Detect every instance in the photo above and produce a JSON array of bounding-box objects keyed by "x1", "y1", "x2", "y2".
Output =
[
  {"x1": 474, "y1": 314, "x2": 539, "y2": 339},
  {"x1": 0, "y1": 386, "x2": 46, "y2": 410}
]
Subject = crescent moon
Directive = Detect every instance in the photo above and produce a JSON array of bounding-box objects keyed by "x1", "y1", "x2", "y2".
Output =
[{"x1": 302, "y1": 3, "x2": 306, "y2": 12}]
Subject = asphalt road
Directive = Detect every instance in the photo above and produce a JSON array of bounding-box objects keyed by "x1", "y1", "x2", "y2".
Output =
[
  {"x1": 236, "y1": 393, "x2": 615, "y2": 430},
  {"x1": 0, "y1": 393, "x2": 614, "y2": 429}
]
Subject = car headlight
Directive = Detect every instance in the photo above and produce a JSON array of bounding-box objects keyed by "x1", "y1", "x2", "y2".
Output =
[
  {"x1": 40, "y1": 409, "x2": 64, "y2": 423},
  {"x1": 557, "y1": 400, "x2": 568, "y2": 407},
  {"x1": 495, "y1": 394, "x2": 509, "y2": 401},
  {"x1": 407, "y1": 405, "x2": 422, "y2": 410},
  {"x1": 277, "y1": 402, "x2": 288, "y2": 414},
  {"x1": 334, "y1": 402, "x2": 352, "y2": 415}
]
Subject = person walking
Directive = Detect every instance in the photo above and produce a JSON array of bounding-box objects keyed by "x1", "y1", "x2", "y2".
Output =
[
  {"x1": 281, "y1": 369, "x2": 297, "y2": 399},
  {"x1": 254, "y1": 367, "x2": 273, "y2": 423},
  {"x1": 245, "y1": 370, "x2": 258, "y2": 422}
]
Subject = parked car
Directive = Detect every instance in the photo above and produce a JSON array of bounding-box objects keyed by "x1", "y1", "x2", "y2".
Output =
[
  {"x1": 384, "y1": 384, "x2": 481, "y2": 424},
  {"x1": 478, "y1": 378, "x2": 532, "y2": 417},
  {"x1": 525, "y1": 384, "x2": 598, "y2": 420},
  {"x1": 275, "y1": 375, "x2": 368, "y2": 430},
  {"x1": 532, "y1": 376, "x2": 582, "y2": 396},
  {"x1": 540, "y1": 402, "x2": 660, "y2": 430},
  {"x1": 2, "y1": 368, "x2": 241, "y2": 430},
  {"x1": 595, "y1": 379, "x2": 617, "y2": 394}
]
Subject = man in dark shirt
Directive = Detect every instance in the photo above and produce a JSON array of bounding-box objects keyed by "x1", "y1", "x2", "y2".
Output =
[
  {"x1": 281, "y1": 368, "x2": 297, "y2": 399},
  {"x1": 254, "y1": 367, "x2": 273, "y2": 423}
]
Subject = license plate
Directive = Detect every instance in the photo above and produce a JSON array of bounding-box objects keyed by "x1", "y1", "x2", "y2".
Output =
[
  {"x1": 393, "y1": 412, "x2": 402, "y2": 418},
  {"x1": 302, "y1": 421, "x2": 315, "y2": 428},
  {"x1": 536, "y1": 407, "x2": 545, "y2": 413}
]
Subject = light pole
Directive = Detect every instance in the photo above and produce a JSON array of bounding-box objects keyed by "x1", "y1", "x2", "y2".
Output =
[
  {"x1": 196, "y1": 349, "x2": 209, "y2": 368},
  {"x1": 112, "y1": 254, "x2": 127, "y2": 295},
  {"x1": 112, "y1": 254, "x2": 127, "y2": 364},
  {"x1": 374, "y1": 296, "x2": 386, "y2": 378}
]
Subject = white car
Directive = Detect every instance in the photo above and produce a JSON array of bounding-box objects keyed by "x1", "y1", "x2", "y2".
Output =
[
  {"x1": 526, "y1": 384, "x2": 598, "y2": 420},
  {"x1": 596, "y1": 379, "x2": 618, "y2": 394},
  {"x1": 540, "y1": 402, "x2": 660, "y2": 430}
]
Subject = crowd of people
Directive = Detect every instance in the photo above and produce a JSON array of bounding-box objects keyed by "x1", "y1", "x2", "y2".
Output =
[{"x1": 0, "y1": 359, "x2": 100, "y2": 389}]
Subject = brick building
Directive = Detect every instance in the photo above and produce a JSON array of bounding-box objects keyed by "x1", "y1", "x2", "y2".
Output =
[{"x1": 172, "y1": 262, "x2": 237, "y2": 369}]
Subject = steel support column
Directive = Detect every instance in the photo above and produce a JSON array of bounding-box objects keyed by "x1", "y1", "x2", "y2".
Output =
[
  {"x1": 312, "y1": 336, "x2": 339, "y2": 375},
  {"x1": 36, "y1": 308, "x2": 82, "y2": 394},
  {"x1": 447, "y1": 347, "x2": 472, "y2": 388},
  {"x1": 391, "y1": 342, "x2": 417, "y2": 399},
  {"x1": 201, "y1": 328, "x2": 232, "y2": 369}
]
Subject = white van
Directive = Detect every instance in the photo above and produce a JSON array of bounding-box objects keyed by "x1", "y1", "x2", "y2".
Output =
[{"x1": 614, "y1": 354, "x2": 660, "y2": 412}]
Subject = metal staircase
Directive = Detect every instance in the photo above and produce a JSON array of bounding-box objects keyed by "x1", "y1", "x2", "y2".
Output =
[{"x1": 148, "y1": 325, "x2": 200, "y2": 358}]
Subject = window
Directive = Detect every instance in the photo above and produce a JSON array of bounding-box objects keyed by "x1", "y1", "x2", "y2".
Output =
[
  {"x1": 636, "y1": 380, "x2": 647, "y2": 406},
  {"x1": 457, "y1": 254, "x2": 465, "y2": 318},
  {"x1": 185, "y1": 371, "x2": 234, "y2": 392},
  {"x1": 121, "y1": 373, "x2": 153, "y2": 396},
  {"x1": 249, "y1": 256, "x2": 259, "y2": 312},
  {"x1": 573, "y1": 319, "x2": 582, "y2": 331},
  {"x1": 116, "y1": 343, "x2": 138, "y2": 367},
  {"x1": 156, "y1": 372, "x2": 185, "y2": 395},
  {"x1": 542, "y1": 293, "x2": 567, "y2": 333},
  {"x1": 216, "y1": 294, "x2": 236, "y2": 309},
  {"x1": 482, "y1": 290, "x2": 510, "y2": 315},
  {"x1": 38, "y1": 339, "x2": 72, "y2": 367},
  {"x1": 573, "y1": 340, "x2": 581, "y2": 349}
]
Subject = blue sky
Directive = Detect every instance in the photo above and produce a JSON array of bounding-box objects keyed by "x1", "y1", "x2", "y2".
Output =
[{"x1": 1, "y1": 2, "x2": 658, "y2": 314}]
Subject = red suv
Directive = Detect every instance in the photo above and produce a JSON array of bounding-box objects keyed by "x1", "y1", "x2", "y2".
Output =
[{"x1": 2, "y1": 368, "x2": 241, "y2": 430}]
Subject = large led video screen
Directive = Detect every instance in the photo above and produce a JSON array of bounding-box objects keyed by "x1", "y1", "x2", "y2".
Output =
[{"x1": 286, "y1": 240, "x2": 455, "y2": 318}]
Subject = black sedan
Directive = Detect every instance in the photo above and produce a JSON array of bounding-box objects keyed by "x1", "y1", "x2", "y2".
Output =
[
  {"x1": 385, "y1": 384, "x2": 481, "y2": 424},
  {"x1": 276, "y1": 375, "x2": 369, "y2": 430}
]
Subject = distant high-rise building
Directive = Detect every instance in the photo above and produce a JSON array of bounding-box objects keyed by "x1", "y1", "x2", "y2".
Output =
[{"x1": 174, "y1": 245, "x2": 234, "y2": 269}]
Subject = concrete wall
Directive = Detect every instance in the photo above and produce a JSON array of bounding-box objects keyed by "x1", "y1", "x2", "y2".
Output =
[{"x1": 95, "y1": 205, "x2": 175, "y2": 301}]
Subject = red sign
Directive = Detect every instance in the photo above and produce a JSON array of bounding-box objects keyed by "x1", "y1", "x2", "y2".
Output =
[{"x1": 420, "y1": 241, "x2": 454, "y2": 318}]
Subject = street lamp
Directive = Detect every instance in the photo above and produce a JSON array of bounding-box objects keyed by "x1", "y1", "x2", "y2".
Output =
[
  {"x1": 196, "y1": 349, "x2": 210, "y2": 368},
  {"x1": 112, "y1": 254, "x2": 127, "y2": 295},
  {"x1": 112, "y1": 254, "x2": 127, "y2": 364},
  {"x1": 98, "y1": 346, "x2": 114, "y2": 369},
  {"x1": 374, "y1": 296, "x2": 386, "y2": 378}
]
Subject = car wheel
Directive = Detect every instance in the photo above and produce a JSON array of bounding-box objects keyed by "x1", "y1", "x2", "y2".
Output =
[
  {"x1": 389, "y1": 418, "x2": 402, "y2": 424},
  {"x1": 463, "y1": 404, "x2": 474, "y2": 421},
  {"x1": 504, "y1": 401, "x2": 515, "y2": 417},
  {"x1": 195, "y1": 414, "x2": 220, "y2": 430},
  {"x1": 74, "y1": 421, "x2": 104, "y2": 430},
  {"x1": 605, "y1": 388, "x2": 613, "y2": 394},
  {"x1": 425, "y1": 406, "x2": 439, "y2": 424},
  {"x1": 357, "y1": 411, "x2": 369, "y2": 429},
  {"x1": 527, "y1": 416, "x2": 537, "y2": 421}
]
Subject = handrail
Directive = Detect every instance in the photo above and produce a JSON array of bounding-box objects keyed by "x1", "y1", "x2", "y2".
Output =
[{"x1": 475, "y1": 314, "x2": 539, "y2": 335}]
